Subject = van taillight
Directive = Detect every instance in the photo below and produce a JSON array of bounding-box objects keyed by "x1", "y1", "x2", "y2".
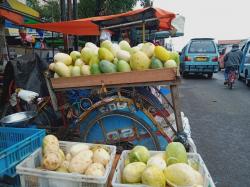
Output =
[
  {"x1": 184, "y1": 56, "x2": 191, "y2": 61},
  {"x1": 212, "y1": 57, "x2": 218, "y2": 62}
]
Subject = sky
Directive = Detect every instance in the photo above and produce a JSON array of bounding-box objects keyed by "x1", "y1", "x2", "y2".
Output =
[{"x1": 138, "y1": 0, "x2": 250, "y2": 50}]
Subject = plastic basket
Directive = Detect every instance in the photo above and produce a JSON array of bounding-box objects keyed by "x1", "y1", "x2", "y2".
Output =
[
  {"x1": 112, "y1": 150, "x2": 215, "y2": 187},
  {"x1": 16, "y1": 141, "x2": 116, "y2": 187},
  {"x1": 0, "y1": 127, "x2": 45, "y2": 177}
]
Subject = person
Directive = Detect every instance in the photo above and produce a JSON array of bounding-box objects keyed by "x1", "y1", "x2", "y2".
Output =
[{"x1": 223, "y1": 44, "x2": 243, "y2": 85}]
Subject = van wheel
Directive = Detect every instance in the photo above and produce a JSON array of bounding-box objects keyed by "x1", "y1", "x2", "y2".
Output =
[{"x1": 207, "y1": 73, "x2": 213, "y2": 79}]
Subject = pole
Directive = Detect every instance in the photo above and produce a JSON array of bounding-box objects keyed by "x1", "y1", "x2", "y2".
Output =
[
  {"x1": 142, "y1": 22, "x2": 145, "y2": 43},
  {"x1": 67, "y1": 0, "x2": 73, "y2": 52},
  {"x1": 60, "y1": 0, "x2": 68, "y2": 52},
  {"x1": 73, "y1": 0, "x2": 78, "y2": 51},
  {"x1": 52, "y1": 32, "x2": 54, "y2": 57}
]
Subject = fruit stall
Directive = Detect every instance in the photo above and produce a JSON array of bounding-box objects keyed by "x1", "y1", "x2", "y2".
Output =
[{"x1": 0, "y1": 7, "x2": 215, "y2": 187}]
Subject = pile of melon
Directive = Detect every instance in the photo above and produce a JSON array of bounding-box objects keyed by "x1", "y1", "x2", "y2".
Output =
[
  {"x1": 39, "y1": 135, "x2": 111, "y2": 177},
  {"x1": 49, "y1": 40, "x2": 180, "y2": 78}
]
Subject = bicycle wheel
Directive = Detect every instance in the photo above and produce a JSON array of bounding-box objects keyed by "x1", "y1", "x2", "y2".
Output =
[
  {"x1": 105, "y1": 88, "x2": 177, "y2": 135},
  {"x1": 82, "y1": 110, "x2": 161, "y2": 151}
]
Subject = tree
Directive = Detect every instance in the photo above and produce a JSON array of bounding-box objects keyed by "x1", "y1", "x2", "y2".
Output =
[
  {"x1": 78, "y1": 0, "x2": 151, "y2": 17},
  {"x1": 27, "y1": 0, "x2": 151, "y2": 21},
  {"x1": 27, "y1": 0, "x2": 60, "y2": 22}
]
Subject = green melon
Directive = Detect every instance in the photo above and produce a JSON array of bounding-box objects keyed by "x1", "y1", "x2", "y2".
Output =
[
  {"x1": 90, "y1": 63, "x2": 101, "y2": 75},
  {"x1": 150, "y1": 57, "x2": 163, "y2": 69},
  {"x1": 99, "y1": 60, "x2": 117, "y2": 73}
]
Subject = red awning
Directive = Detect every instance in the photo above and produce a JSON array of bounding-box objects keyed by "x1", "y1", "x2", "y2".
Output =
[
  {"x1": 0, "y1": 8, "x2": 24, "y2": 24},
  {"x1": 23, "y1": 7, "x2": 176, "y2": 36}
]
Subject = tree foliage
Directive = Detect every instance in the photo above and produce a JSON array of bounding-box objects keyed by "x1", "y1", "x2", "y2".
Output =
[
  {"x1": 27, "y1": 0, "x2": 60, "y2": 22},
  {"x1": 27, "y1": 0, "x2": 152, "y2": 21}
]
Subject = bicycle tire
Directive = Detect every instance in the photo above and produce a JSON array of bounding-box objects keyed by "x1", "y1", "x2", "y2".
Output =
[{"x1": 82, "y1": 110, "x2": 161, "y2": 151}]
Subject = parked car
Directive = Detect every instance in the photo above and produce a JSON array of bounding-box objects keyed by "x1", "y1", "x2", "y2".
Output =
[
  {"x1": 218, "y1": 46, "x2": 232, "y2": 70},
  {"x1": 180, "y1": 38, "x2": 219, "y2": 78},
  {"x1": 239, "y1": 39, "x2": 250, "y2": 86}
]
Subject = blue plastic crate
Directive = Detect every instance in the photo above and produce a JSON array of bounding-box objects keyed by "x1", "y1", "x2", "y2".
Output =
[{"x1": 0, "y1": 127, "x2": 45, "y2": 177}]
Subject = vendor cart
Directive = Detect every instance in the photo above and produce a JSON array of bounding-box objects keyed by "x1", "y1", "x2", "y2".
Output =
[{"x1": 3, "y1": 7, "x2": 187, "y2": 151}]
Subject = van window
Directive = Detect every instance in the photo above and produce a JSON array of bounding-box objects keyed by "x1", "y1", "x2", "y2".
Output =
[{"x1": 188, "y1": 40, "x2": 216, "y2": 53}]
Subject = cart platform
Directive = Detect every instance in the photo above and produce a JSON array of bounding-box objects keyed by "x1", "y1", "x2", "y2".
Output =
[{"x1": 50, "y1": 68, "x2": 178, "y2": 90}]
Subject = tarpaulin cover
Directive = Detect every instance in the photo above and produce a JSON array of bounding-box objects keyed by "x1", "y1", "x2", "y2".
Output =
[{"x1": 24, "y1": 7, "x2": 176, "y2": 36}]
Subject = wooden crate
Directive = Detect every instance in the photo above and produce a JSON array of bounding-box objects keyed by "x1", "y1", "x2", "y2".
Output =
[{"x1": 51, "y1": 68, "x2": 178, "y2": 90}]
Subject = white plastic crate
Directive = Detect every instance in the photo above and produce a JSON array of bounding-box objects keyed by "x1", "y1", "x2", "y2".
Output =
[
  {"x1": 112, "y1": 150, "x2": 215, "y2": 187},
  {"x1": 16, "y1": 141, "x2": 116, "y2": 187}
]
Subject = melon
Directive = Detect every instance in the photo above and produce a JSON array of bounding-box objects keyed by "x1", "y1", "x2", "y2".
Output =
[
  {"x1": 74, "y1": 59, "x2": 84, "y2": 67},
  {"x1": 98, "y1": 48, "x2": 114, "y2": 62},
  {"x1": 117, "y1": 60, "x2": 131, "y2": 72},
  {"x1": 150, "y1": 57, "x2": 163, "y2": 69},
  {"x1": 81, "y1": 47, "x2": 95, "y2": 64},
  {"x1": 54, "y1": 62, "x2": 71, "y2": 77},
  {"x1": 81, "y1": 65, "x2": 91, "y2": 75},
  {"x1": 119, "y1": 40, "x2": 131, "y2": 52},
  {"x1": 141, "y1": 42, "x2": 155, "y2": 58},
  {"x1": 85, "y1": 42, "x2": 98, "y2": 54},
  {"x1": 130, "y1": 51, "x2": 150, "y2": 71},
  {"x1": 70, "y1": 51, "x2": 81, "y2": 62},
  {"x1": 164, "y1": 163, "x2": 203, "y2": 186},
  {"x1": 54, "y1": 53, "x2": 72, "y2": 66},
  {"x1": 165, "y1": 142, "x2": 187, "y2": 166},
  {"x1": 130, "y1": 46, "x2": 140, "y2": 54},
  {"x1": 154, "y1": 46, "x2": 171, "y2": 62},
  {"x1": 49, "y1": 63, "x2": 55, "y2": 71},
  {"x1": 164, "y1": 60, "x2": 177, "y2": 68},
  {"x1": 111, "y1": 43, "x2": 120, "y2": 57},
  {"x1": 116, "y1": 50, "x2": 131, "y2": 62},
  {"x1": 99, "y1": 60, "x2": 117, "y2": 73},
  {"x1": 90, "y1": 63, "x2": 101, "y2": 75},
  {"x1": 71, "y1": 66, "x2": 81, "y2": 77},
  {"x1": 89, "y1": 55, "x2": 100, "y2": 66},
  {"x1": 100, "y1": 40, "x2": 113, "y2": 51}
]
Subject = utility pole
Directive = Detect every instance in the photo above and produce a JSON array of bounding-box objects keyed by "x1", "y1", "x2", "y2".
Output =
[{"x1": 73, "y1": 0, "x2": 78, "y2": 51}]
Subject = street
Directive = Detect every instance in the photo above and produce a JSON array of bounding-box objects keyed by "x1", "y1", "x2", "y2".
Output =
[{"x1": 180, "y1": 71, "x2": 250, "y2": 187}]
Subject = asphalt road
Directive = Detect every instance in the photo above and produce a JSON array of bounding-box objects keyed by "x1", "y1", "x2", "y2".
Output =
[{"x1": 179, "y1": 71, "x2": 250, "y2": 187}]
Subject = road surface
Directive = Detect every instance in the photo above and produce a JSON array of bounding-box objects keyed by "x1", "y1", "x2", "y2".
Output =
[{"x1": 180, "y1": 71, "x2": 250, "y2": 187}]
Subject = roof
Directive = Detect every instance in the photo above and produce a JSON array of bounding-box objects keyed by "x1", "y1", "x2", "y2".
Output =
[
  {"x1": 191, "y1": 38, "x2": 214, "y2": 41},
  {"x1": 0, "y1": 0, "x2": 40, "y2": 25},
  {"x1": 7, "y1": 0, "x2": 39, "y2": 18},
  {"x1": 218, "y1": 40, "x2": 242, "y2": 45},
  {"x1": 23, "y1": 7, "x2": 176, "y2": 36}
]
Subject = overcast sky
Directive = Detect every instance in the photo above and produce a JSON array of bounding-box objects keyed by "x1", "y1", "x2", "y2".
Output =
[{"x1": 140, "y1": 0, "x2": 250, "y2": 50}]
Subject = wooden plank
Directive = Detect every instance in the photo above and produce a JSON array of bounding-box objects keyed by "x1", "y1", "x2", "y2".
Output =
[
  {"x1": 51, "y1": 68, "x2": 177, "y2": 90},
  {"x1": 170, "y1": 84, "x2": 183, "y2": 132}
]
